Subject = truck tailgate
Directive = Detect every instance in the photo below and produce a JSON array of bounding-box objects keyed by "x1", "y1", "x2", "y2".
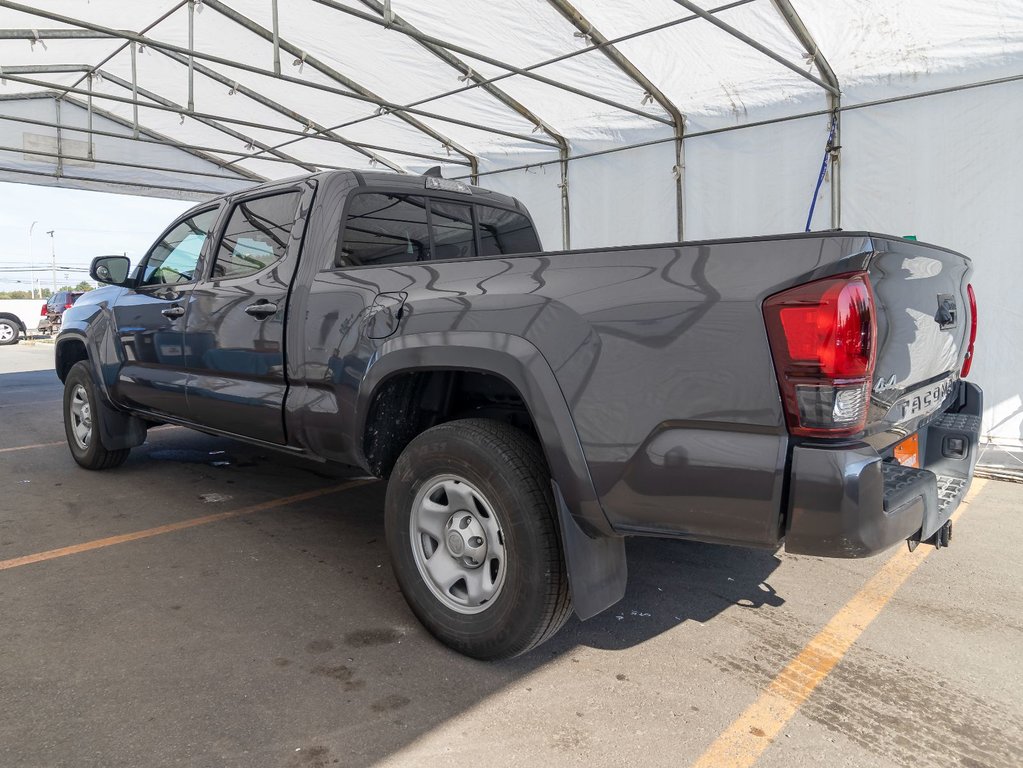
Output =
[{"x1": 867, "y1": 238, "x2": 973, "y2": 445}]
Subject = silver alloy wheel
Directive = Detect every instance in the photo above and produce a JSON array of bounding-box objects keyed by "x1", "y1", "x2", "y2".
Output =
[
  {"x1": 0, "y1": 321, "x2": 15, "y2": 343},
  {"x1": 409, "y1": 474, "x2": 507, "y2": 614},
  {"x1": 69, "y1": 383, "x2": 93, "y2": 450}
]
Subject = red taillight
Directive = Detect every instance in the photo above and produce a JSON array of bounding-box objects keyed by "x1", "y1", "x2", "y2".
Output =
[
  {"x1": 64, "y1": 302, "x2": 73, "y2": 309},
  {"x1": 960, "y1": 283, "x2": 977, "y2": 378},
  {"x1": 40, "y1": 303, "x2": 48, "y2": 316},
  {"x1": 764, "y1": 273, "x2": 877, "y2": 437}
]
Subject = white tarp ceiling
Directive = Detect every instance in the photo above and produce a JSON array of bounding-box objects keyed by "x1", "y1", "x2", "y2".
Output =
[
  {"x1": 2, "y1": 0, "x2": 1023, "y2": 448},
  {"x1": 2, "y1": 1, "x2": 1019, "y2": 198}
]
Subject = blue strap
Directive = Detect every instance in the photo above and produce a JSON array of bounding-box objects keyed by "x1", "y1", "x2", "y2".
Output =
[{"x1": 805, "y1": 115, "x2": 838, "y2": 232}]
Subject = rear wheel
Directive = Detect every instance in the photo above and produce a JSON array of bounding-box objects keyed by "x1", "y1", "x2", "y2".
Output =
[
  {"x1": 63, "y1": 361, "x2": 130, "y2": 470},
  {"x1": 0, "y1": 318, "x2": 20, "y2": 346},
  {"x1": 385, "y1": 418, "x2": 572, "y2": 660}
]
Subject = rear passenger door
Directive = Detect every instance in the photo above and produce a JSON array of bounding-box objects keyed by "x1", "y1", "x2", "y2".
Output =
[{"x1": 183, "y1": 183, "x2": 312, "y2": 444}]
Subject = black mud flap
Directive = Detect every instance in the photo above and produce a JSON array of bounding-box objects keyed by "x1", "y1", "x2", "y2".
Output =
[
  {"x1": 95, "y1": 396, "x2": 148, "y2": 451},
  {"x1": 552, "y1": 481, "x2": 627, "y2": 620}
]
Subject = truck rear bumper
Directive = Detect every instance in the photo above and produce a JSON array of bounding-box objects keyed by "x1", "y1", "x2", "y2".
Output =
[{"x1": 784, "y1": 382, "x2": 983, "y2": 558}]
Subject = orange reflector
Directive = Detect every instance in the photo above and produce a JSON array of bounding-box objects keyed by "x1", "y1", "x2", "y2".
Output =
[{"x1": 894, "y1": 433, "x2": 920, "y2": 468}]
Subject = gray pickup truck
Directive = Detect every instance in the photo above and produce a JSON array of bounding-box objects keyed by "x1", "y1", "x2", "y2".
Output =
[{"x1": 56, "y1": 169, "x2": 981, "y2": 659}]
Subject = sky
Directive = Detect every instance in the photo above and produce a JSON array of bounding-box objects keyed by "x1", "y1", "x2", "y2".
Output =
[{"x1": 0, "y1": 181, "x2": 191, "y2": 293}]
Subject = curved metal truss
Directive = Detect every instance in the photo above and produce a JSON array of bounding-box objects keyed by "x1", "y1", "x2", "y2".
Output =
[{"x1": 0, "y1": 0, "x2": 846, "y2": 241}]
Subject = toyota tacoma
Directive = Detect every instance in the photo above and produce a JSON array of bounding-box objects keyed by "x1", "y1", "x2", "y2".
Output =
[{"x1": 55, "y1": 169, "x2": 982, "y2": 659}]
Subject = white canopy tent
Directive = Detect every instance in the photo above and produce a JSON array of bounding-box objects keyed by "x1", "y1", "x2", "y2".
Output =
[{"x1": 1, "y1": 0, "x2": 1021, "y2": 450}]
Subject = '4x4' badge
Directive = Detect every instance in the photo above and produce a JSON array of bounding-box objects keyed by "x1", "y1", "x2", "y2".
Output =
[{"x1": 874, "y1": 374, "x2": 897, "y2": 394}]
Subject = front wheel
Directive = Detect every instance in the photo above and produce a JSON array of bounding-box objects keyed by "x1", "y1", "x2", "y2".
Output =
[
  {"x1": 0, "y1": 318, "x2": 20, "y2": 346},
  {"x1": 63, "y1": 361, "x2": 130, "y2": 470},
  {"x1": 385, "y1": 419, "x2": 572, "y2": 660}
]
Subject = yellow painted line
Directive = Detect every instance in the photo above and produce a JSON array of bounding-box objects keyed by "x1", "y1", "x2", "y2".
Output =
[
  {"x1": 0, "y1": 440, "x2": 65, "y2": 454},
  {"x1": 691, "y1": 477, "x2": 989, "y2": 768},
  {"x1": 0, "y1": 478, "x2": 375, "y2": 572}
]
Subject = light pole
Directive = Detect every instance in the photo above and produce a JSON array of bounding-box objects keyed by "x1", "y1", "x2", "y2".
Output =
[
  {"x1": 46, "y1": 230, "x2": 56, "y2": 294},
  {"x1": 28, "y1": 221, "x2": 38, "y2": 298}
]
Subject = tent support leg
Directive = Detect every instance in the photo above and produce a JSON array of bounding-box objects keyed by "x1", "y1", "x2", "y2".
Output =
[
  {"x1": 130, "y1": 41, "x2": 139, "y2": 138},
  {"x1": 86, "y1": 75, "x2": 94, "y2": 160},
  {"x1": 674, "y1": 129, "x2": 685, "y2": 242},
  {"x1": 559, "y1": 147, "x2": 571, "y2": 250},
  {"x1": 54, "y1": 97, "x2": 63, "y2": 178},
  {"x1": 830, "y1": 95, "x2": 841, "y2": 230},
  {"x1": 187, "y1": 0, "x2": 195, "y2": 111},
  {"x1": 271, "y1": 0, "x2": 281, "y2": 75}
]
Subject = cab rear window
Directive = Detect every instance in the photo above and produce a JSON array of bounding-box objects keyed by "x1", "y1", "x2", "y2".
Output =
[{"x1": 336, "y1": 193, "x2": 539, "y2": 267}]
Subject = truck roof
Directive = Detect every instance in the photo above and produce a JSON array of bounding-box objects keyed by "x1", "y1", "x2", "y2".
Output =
[{"x1": 189, "y1": 169, "x2": 526, "y2": 215}]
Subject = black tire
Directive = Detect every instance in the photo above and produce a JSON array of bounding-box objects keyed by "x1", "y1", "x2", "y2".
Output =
[
  {"x1": 0, "y1": 318, "x2": 20, "y2": 346},
  {"x1": 63, "y1": 361, "x2": 130, "y2": 470},
  {"x1": 386, "y1": 418, "x2": 572, "y2": 660}
]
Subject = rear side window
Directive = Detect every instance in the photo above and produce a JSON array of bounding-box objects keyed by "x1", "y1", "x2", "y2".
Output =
[
  {"x1": 478, "y1": 206, "x2": 540, "y2": 256},
  {"x1": 211, "y1": 191, "x2": 301, "y2": 280},
  {"x1": 338, "y1": 193, "x2": 430, "y2": 267},
  {"x1": 430, "y1": 202, "x2": 476, "y2": 260}
]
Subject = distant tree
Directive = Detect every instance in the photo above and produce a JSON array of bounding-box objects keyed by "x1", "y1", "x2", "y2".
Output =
[
  {"x1": 0, "y1": 290, "x2": 35, "y2": 299},
  {"x1": 55, "y1": 282, "x2": 96, "y2": 293}
]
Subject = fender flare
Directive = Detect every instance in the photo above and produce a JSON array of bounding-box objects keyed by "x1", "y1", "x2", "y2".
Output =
[
  {"x1": 356, "y1": 331, "x2": 627, "y2": 620},
  {"x1": 56, "y1": 329, "x2": 147, "y2": 451}
]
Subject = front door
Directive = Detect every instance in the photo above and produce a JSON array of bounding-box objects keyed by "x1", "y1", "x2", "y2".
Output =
[
  {"x1": 183, "y1": 186, "x2": 309, "y2": 444},
  {"x1": 113, "y1": 207, "x2": 220, "y2": 418}
]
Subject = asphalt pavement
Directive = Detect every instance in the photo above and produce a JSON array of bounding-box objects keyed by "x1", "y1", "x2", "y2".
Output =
[{"x1": 1, "y1": 342, "x2": 1020, "y2": 768}]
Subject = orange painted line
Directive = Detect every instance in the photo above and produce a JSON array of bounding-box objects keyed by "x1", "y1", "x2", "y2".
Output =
[
  {"x1": 690, "y1": 478, "x2": 989, "y2": 768},
  {"x1": 0, "y1": 478, "x2": 375, "y2": 572},
  {"x1": 0, "y1": 440, "x2": 65, "y2": 454}
]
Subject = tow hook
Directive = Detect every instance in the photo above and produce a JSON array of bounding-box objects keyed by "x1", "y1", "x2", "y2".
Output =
[{"x1": 911, "y1": 519, "x2": 953, "y2": 551}]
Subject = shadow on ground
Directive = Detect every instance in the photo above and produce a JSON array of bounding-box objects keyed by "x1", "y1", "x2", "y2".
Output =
[{"x1": 1, "y1": 387, "x2": 784, "y2": 768}]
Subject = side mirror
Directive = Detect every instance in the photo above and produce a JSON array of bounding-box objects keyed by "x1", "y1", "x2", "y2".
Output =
[{"x1": 90, "y1": 255, "x2": 132, "y2": 286}]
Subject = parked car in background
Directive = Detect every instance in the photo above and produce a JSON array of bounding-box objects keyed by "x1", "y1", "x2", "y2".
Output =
[
  {"x1": 43, "y1": 291, "x2": 85, "y2": 333},
  {"x1": 0, "y1": 298, "x2": 50, "y2": 345}
]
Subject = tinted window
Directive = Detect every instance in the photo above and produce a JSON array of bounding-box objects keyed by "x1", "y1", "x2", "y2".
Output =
[
  {"x1": 212, "y1": 192, "x2": 301, "y2": 280},
  {"x1": 339, "y1": 193, "x2": 430, "y2": 267},
  {"x1": 478, "y1": 206, "x2": 540, "y2": 256},
  {"x1": 430, "y1": 202, "x2": 476, "y2": 260},
  {"x1": 141, "y1": 208, "x2": 219, "y2": 286}
]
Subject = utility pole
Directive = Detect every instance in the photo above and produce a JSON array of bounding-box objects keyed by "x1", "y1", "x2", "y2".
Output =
[
  {"x1": 28, "y1": 221, "x2": 38, "y2": 298},
  {"x1": 46, "y1": 230, "x2": 56, "y2": 294}
]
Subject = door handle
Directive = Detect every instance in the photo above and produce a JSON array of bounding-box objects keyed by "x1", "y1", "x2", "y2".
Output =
[
  {"x1": 161, "y1": 305, "x2": 185, "y2": 319},
  {"x1": 244, "y1": 301, "x2": 278, "y2": 319}
]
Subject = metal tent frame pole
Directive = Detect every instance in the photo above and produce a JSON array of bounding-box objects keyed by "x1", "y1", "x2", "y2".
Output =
[
  {"x1": 0, "y1": 75, "x2": 267, "y2": 182},
  {"x1": 150, "y1": 48, "x2": 408, "y2": 174},
  {"x1": 771, "y1": 0, "x2": 842, "y2": 229},
  {"x1": 199, "y1": 0, "x2": 479, "y2": 180},
  {"x1": 0, "y1": 8, "x2": 559, "y2": 153},
  {"x1": 0, "y1": 70, "x2": 468, "y2": 171},
  {"x1": 671, "y1": 0, "x2": 839, "y2": 97},
  {"x1": 355, "y1": 0, "x2": 572, "y2": 247},
  {"x1": 0, "y1": 104, "x2": 405, "y2": 173},
  {"x1": 308, "y1": 0, "x2": 672, "y2": 126},
  {"x1": 229, "y1": 0, "x2": 752, "y2": 171},
  {"x1": 1, "y1": 70, "x2": 318, "y2": 174},
  {"x1": 547, "y1": 0, "x2": 688, "y2": 241}
]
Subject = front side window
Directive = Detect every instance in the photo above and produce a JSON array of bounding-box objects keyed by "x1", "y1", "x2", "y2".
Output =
[
  {"x1": 478, "y1": 206, "x2": 540, "y2": 256},
  {"x1": 141, "y1": 208, "x2": 219, "y2": 287},
  {"x1": 338, "y1": 193, "x2": 430, "y2": 267},
  {"x1": 211, "y1": 192, "x2": 301, "y2": 280},
  {"x1": 430, "y1": 202, "x2": 476, "y2": 260}
]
